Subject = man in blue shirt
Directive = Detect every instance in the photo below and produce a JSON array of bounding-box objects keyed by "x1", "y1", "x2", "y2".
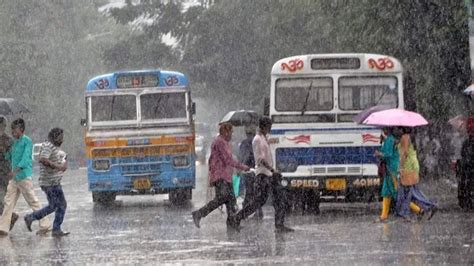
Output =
[{"x1": 0, "y1": 118, "x2": 50, "y2": 235}]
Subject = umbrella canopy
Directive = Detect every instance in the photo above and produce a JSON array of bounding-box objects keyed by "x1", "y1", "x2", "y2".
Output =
[
  {"x1": 219, "y1": 110, "x2": 259, "y2": 127},
  {"x1": 362, "y1": 108, "x2": 428, "y2": 127},
  {"x1": 353, "y1": 105, "x2": 392, "y2": 124},
  {"x1": 464, "y1": 84, "x2": 474, "y2": 95},
  {"x1": 0, "y1": 98, "x2": 29, "y2": 116}
]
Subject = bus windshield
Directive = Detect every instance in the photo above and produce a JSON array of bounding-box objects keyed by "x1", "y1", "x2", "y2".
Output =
[
  {"x1": 140, "y1": 92, "x2": 187, "y2": 120},
  {"x1": 275, "y1": 77, "x2": 333, "y2": 112},
  {"x1": 91, "y1": 95, "x2": 136, "y2": 122},
  {"x1": 338, "y1": 76, "x2": 398, "y2": 110}
]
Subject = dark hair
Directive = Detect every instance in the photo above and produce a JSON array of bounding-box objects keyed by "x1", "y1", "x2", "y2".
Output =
[
  {"x1": 48, "y1": 128, "x2": 64, "y2": 142},
  {"x1": 258, "y1": 116, "x2": 272, "y2": 129},
  {"x1": 0, "y1": 117, "x2": 6, "y2": 128},
  {"x1": 402, "y1": 127, "x2": 413, "y2": 134},
  {"x1": 11, "y1": 118, "x2": 25, "y2": 132}
]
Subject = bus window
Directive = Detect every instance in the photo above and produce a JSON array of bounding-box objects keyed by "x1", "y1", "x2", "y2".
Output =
[
  {"x1": 90, "y1": 95, "x2": 137, "y2": 122},
  {"x1": 338, "y1": 76, "x2": 398, "y2": 110},
  {"x1": 275, "y1": 77, "x2": 333, "y2": 112},
  {"x1": 140, "y1": 92, "x2": 187, "y2": 120}
]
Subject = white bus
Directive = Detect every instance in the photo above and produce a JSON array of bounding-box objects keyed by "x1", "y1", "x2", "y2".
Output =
[{"x1": 268, "y1": 53, "x2": 404, "y2": 211}]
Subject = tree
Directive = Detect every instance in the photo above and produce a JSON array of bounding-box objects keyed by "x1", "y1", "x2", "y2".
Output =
[{"x1": 0, "y1": 1, "x2": 122, "y2": 159}]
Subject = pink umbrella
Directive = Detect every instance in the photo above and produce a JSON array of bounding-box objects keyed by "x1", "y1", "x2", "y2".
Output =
[{"x1": 363, "y1": 108, "x2": 429, "y2": 127}]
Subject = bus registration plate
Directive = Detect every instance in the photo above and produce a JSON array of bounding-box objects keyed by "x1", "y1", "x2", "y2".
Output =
[
  {"x1": 326, "y1": 178, "x2": 346, "y2": 191},
  {"x1": 133, "y1": 178, "x2": 151, "y2": 190}
]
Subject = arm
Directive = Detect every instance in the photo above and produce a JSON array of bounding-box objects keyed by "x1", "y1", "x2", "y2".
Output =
[
  {"x1": 38, "y1": 144, "x2": 66, "y2": 171},
  {"x1": 253, "y1": 137, "x2": 274, "y2": 172},
  {"x1": 216, "y1": 139, "x2": 249, "y2": 171},
  {"x1": 16, "y1": 138, "x2": 32, "y2": 171},
  {"x1": 399, "y1": 135, "x2": 410, "y2": 167}
]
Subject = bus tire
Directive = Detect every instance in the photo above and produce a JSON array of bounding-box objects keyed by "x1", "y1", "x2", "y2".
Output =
[
  {"x1": 169, "y1": 188, "x2": 192, "y2": 205},
  {"x1": 92, "y1": 192, "x2": 116, "y2": 205}
]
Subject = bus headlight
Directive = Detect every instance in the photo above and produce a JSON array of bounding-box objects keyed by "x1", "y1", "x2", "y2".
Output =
[
  {"x1": 281, "y1": 179, "x2": 288, "y2": 187},
  {"x1": 93, "y1": 159, "x2": 110, "y2": 171},
  {"x1": 172, "y1": 156, "x2": 189, "y2": 167}
]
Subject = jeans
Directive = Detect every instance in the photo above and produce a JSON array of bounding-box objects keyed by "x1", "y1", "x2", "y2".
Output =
[
  {"x1": 28, "y1": 185, "x2": 67, "y2": 231},
  {"x1": 235, "y1": 174, "x2": 287, "y2": 227},
  {"x1": 196, "y1": 180, "x2": 236, "y2": 219}
]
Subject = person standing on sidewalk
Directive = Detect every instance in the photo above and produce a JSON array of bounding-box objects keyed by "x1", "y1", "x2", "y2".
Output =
[
  {"x1": 0, "y1": 118, "x2": 50, "y2": 235},
  {"x1": 0, "y1": 117, "x2": 19, "y2": 231},
  {"x1": 229, "y1": 116, "x2": 294, "y2": 233},
  {"x1": 24, "y1": 128, "x2": 69, "y2": 237},
  {"x1": 191, "y1": 123, "x2": 250, "y2": 228}
]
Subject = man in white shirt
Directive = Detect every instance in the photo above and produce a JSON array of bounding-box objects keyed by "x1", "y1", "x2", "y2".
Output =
[{"x1": 228, "y1": 116, "x2": 293, "y2": 233}]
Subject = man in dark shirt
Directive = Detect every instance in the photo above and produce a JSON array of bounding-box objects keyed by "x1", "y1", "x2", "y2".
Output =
[
  {"x1": 239, "y1": 125, "x2": 263, "y2": 219},
  {"x1": 0, "y1": 117, "x2": 19, "y2": 231}
]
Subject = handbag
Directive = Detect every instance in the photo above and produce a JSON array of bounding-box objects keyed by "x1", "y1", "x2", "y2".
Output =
[
  {"x1": 400, "y1": 170, "x2": 419, "y2": 186},
  {"x1": 377, "y1": 160, "x2": 387, "y2": 178}
]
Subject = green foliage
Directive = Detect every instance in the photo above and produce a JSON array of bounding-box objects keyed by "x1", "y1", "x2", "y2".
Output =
[{"x1": 0, "y1": 1, "x2": 122, "y2": 158}]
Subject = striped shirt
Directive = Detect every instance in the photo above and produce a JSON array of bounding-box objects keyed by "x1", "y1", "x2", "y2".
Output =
[{"x1": 39, "y1": 141, "x2": 65, "y2": 186}]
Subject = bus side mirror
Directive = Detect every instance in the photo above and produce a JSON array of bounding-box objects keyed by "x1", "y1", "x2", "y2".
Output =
[
  {"x1": 80, "y1": 118, "x2": 86, "y2": 127},
  {"x1": 263, "y1": 97, "x2": 270, "y2": 116},
  {"x1": 192, "y1": 102, "x2": 196, "y2": 115}
]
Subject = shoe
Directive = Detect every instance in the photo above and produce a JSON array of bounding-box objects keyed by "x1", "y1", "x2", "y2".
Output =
[
  {"x1": 9, "y1": 213, "x2": 19, "y2": 231},
  {"x1": 52, "y1": 230, "x2": 70, "y2": 237},
  {"x1": 226, "y1": 216, "x2": 240, "y2": 231},
  {"x1": 36, "y1": 228, "x2": 51, "y2": 236},
  {"x1": 0, "y1": 230, "x2": 8, "y2": 236},
  {"x1": 374, "y1": 217, "x2": 388, "y2": 223},
  {"x1": 191, "y1": 211, "x2": 201, "y2": 229},
  {"x1": 24, "y1": 216, "x2": 33, "y2": 232},
  {"x1": 427, "y1": 207, "x2": 438, "y2": 221},
  {"x1": 275, "y1": 225, "x2": 294, "y2": 233}
]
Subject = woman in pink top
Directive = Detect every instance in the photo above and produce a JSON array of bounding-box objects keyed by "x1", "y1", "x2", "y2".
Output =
[{"x1": 192, "y1": 123, "x2": 249, "y2": 228}]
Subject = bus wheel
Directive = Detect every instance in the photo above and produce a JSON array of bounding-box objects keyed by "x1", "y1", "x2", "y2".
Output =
[
  {"x1": 169, "y1": 189, "x2": 192, "y2": 205},
  {"x1": 92, "y1": 192, "x2": 116, "y2": 205}
]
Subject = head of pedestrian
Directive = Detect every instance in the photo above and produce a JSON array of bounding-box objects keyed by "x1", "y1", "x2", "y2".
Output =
[
  {"x1": 219, "y1": 122, "x2": 233, "y2": 142},
  {"x1": 244, "y1": 124, "x2": 256, "y2": 139},
  {"x1": 48, "y1": 127, "x2": 64, "y2": 147},
  {"x1": 11, "y1": 118, "x2": 25, "y2": 139},
  {"x1": 258, "y1": 116, "x2": 272, "y2": 135},
  {"x1": 402, "y1": 127, "x2": 413, "y2": 135},
  {"x1": 0, "y1": 116, "x2": 7, "y2": 134}
]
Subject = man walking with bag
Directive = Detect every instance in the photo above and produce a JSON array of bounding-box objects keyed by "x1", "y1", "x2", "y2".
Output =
[{"x1": 229, "y1": 116, "x2": 293, "y2": 233}]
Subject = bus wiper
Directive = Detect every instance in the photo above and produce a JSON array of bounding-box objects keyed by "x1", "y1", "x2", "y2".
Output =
[
  {"x1": 301, "y1": 81, "x2": 313, "y2": 115},
  {"x1": 110, "y1": 95, "x2": 116, "y2": 120},
  {"x1": 375, "y1": 86, "x2": 390, "y2": 105}
]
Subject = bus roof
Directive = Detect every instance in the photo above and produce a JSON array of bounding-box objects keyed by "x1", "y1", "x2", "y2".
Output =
[
  {"x1": 271, "y1": 54, "x2": 403, "y2": 75},
  {"x1": 86, "y1": 70, "x2": 189, "y2": 91}
]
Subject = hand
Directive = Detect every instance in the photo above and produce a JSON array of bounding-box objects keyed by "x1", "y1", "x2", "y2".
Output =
[
  {"x1": 374, "y1": 150, "x2": 383, "y2": 157},
  {"x1": 8, "y1": 171, "x2": 15, "y2": 178},
  {"x1": 243, "y1": 165, "x2": 251, "y2": 172},
  {"x1": 58, "y1": 164, "x2": 68, "y2": 172}
]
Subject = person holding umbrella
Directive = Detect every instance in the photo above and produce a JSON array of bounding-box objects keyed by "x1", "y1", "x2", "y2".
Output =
[
  {"x1": 191, "y1": 123, "x2": 250, "y2": 228},
  {"x1": 396, "y1": 127, "x2": 437, "y2": 221},
  {"x1": 374, "y1": 127, "x2": 400, "y2": 222}
]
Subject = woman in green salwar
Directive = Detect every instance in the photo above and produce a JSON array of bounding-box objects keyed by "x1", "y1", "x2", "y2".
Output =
[{"x1": 374, "y1": 127, "x2": 400, "y2": 221}]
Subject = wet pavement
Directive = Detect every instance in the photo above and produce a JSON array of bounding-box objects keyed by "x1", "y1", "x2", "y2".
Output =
[{"x1": 0, "y1": 165, "x2": 472, "y2": 265}]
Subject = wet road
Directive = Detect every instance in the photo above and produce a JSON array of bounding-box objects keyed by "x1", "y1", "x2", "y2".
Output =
[{"x1": 0, "y1": 165, "x2": 472, "y2": 265}]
